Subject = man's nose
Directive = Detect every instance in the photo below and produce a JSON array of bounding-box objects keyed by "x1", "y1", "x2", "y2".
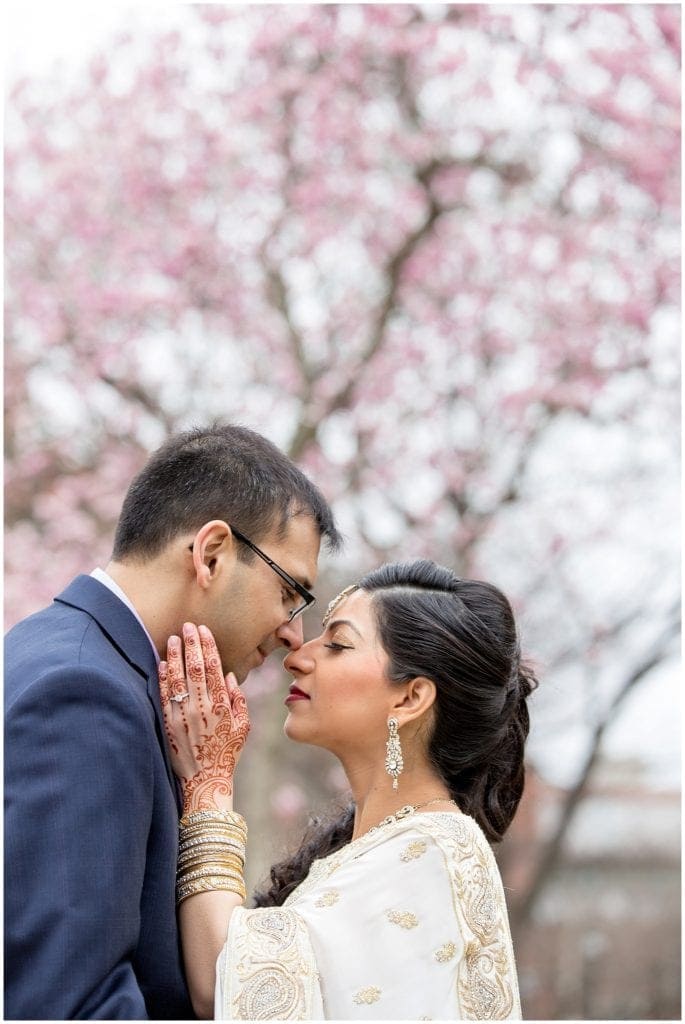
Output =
[{"x1": 275, "y1": 615, "x2": 305, "y2": 651}]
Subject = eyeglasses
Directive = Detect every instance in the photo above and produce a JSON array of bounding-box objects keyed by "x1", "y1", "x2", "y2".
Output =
[{"x1": 229, "y1": 525, "x2": 316, "y2": 623}]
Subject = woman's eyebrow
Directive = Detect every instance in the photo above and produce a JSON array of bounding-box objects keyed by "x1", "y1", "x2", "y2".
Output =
[{"x1": 325, "y1": 618, "x2": 363, "y2": 638}]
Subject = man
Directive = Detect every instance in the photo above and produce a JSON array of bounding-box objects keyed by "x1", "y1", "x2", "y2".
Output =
[{"x1": 4, "y1": 423, "x2": 341, "y2": 1020}]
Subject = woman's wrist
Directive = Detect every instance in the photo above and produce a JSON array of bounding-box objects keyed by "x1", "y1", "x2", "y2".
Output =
[
  {"x1": 181, "y1": 792, "x2": 234, "y2": 815},
  {"x1": 180, "y1": 775, "x2": 235, "y2": 815}
]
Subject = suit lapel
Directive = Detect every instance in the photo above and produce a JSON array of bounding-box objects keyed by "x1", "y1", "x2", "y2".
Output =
[{"x1": 55, "y1": 574, "x2": 182, "y2": 810}]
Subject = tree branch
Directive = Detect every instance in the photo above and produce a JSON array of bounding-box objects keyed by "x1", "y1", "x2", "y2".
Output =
[
  {"x1": 510, "y1": 607, "x2": 680, "y2": 932},
  {"x1": 289, "y1": 168, "x2": 444, "y2": 460}
]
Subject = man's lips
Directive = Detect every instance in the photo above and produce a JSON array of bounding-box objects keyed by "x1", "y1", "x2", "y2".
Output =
[{"x1": 285, "y1": 684, "x2": 310, "y2": 704}]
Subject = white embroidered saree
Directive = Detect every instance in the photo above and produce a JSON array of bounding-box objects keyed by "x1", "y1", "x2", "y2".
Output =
[{"x1": 215, "y1": 811, "x2": 521, "y2": 1020}]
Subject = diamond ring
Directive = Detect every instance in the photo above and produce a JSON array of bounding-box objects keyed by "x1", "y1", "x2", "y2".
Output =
[{"x1": 170, "y1": 691, "x2": 190, "y2": 703}]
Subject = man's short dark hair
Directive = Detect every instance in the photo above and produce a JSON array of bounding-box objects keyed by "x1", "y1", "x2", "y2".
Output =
[{"x1": 112, "y1": 423, "x2": 342, "y2": 561}]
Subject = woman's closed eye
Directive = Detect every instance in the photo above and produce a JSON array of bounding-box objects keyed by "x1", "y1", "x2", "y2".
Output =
[{"x1": 323, "y1": 641, "x2": 354, "y2": 652}]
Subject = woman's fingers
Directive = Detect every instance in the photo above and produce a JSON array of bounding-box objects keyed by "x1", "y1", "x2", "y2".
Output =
[
  {"x1": 158, "y1": 660, "x2": 179, "y2": 755},
  {"x1": 198, "y1": 624, "x2": 230, "y2": 712},
  {"x1": 159, "y1": 659, "x2": 170, "y2": 710},
  {"x1": 182, "y1": 623, "x2": 206, "y2": 697},
  {"x1": 227, "y1": 672, "x2": 251, "y2": 743},
  {"x1": 167, "y1": 634, "x2": 190, "y2": 701}
]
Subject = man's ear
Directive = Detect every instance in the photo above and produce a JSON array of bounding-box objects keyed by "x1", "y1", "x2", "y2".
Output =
[
  {"x1": 392, "y1": 676, "x2": 437, "y2": 727},
  {"x1": 189, "y1": 520, "x2": 232, "y2": 589}
]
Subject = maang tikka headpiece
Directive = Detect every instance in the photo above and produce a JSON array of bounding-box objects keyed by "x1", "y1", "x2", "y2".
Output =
[{"x1": 322, "y1": 584, "x2": 359, "y2": 628}]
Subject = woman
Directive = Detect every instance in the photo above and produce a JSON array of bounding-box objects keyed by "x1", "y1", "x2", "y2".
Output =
[{"x1": 159, "y1": 559, "x2": 537, "y2": 1020}]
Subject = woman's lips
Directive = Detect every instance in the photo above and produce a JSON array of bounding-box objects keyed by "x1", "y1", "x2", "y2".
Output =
[{"x1": 285, "y1": 684, "x2": 310, "y2": 704}]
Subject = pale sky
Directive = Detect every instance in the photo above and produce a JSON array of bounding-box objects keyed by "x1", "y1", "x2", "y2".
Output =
[{"x1": 4, "y1": 3, "x2": 193, "y2": 81}]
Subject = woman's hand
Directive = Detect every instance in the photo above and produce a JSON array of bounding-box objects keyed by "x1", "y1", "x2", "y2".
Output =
[{"x1": 159, "y1": 622, "x2": 251, "y2": 814}]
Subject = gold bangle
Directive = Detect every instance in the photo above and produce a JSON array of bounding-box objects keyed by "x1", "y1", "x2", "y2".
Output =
[
  {"x1": 179, "y1": 838, "x2": 245, "y2": 855},
  {"x1": 177, "y1": 877, "x2": 244, "y2": 892},
  {"x1": 179, "y1": 833, "x2": 246, "y2": 851},
  {"x1": 177, "y1": 877, "x2": 246, "y2": 906},
  {"x1": 180, "y1": 832, "x2": 245, "y2": 847},
  {"x1": 177, "y1": 857, "x2": 245, "y2": 876},
  {"x1": 179, "y1": 830, "x2": 246, "y2": 848},
  {"x1": 178, "y1": 841, "x2": 245, "y2": 859},
  {"x1": 176, "y1": 860, "x2": 245, "y2": 876},
  {"x1": 179, "y1": 817, "x2": 247, "y2": 831},
  {"x1": 180, "y1": 809, "x2": 247, "y2": 831},
  {"x1": 178, "y1": 863, "x2": 245, "y2": 881},
  {"x1": 178, "y1": 849, "x2": 245, "y2": 867}
]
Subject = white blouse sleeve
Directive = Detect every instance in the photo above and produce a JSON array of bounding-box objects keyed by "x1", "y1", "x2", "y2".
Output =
[
  {"x1": 215, "y1": 813, "x2": 520, "y2": 1020},
  {"x1": 215, "y1": 905, "x2": 324, "y2": 1020}
]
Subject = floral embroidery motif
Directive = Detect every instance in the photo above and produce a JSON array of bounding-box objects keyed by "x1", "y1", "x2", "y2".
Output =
[
  {"x1": 386, "y1": 909, "x2": 419, "y2": 929},
  {"x1": 462, "y1": 939, "x2": 513, "y2": 1020},
  {"x1": 445, "y1": 818, "x2": 518, "y2": 1020},
  {"x1": 314, "y1": 890, "x2": 340, "y2": 908},
  {"x1": 354, "y1": 986, "x2": 382, "y2": 1005},
  {"x1": 435, "y1": 941, "x2": 457, "y2": 963},
  {"x1": 400, "y1": 839, "x2": 428, "y2": 862},
  {"x1": 238, "y1": 968, "x2": 299, "y2": 1019},
  {"x1": 226, "y1": 908, "x2": 316, "y2": 1019}
]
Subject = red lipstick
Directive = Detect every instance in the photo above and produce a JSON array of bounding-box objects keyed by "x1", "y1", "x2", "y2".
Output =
[{"x1": 285, "y1": 684, "x2": 310, "y2": 704}]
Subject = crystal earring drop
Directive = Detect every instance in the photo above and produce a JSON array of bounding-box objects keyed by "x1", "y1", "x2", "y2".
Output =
[{"x1": 385, "y1": 717, "x2": 404, "y2": 790}]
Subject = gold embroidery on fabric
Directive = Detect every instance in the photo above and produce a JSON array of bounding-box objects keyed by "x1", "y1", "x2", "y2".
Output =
[
  {"x1": 238, "y1": 967, "x2": 299, "y2": 1019},
  {"x1": 400, "y1": 839, "x2": 428, "y2": 862},
  {"x1": 461, "y1": 939, "x2": 513, "y2": 1021},
  {"x1": 314, "y1": 890, "x2": 340, "y2": 908},
  {"x1": 435, "y1": 941, "x2": 457, "y2": 963},
  {"x1": 284, "y1": 855, "x2": 344, "y2": 907},
  {"x1": 442, "y1": 817, "x2": 518, "y2": 1020},
  {"x1": 386, "y1": 909, "x2": 419, "y2": 929},
  {"x1": 354, "y1": 986, "x2": 382, "y2": 1005},
  {"x1": 229, "y1": 908, "x2": 315, "y2": 1019}
]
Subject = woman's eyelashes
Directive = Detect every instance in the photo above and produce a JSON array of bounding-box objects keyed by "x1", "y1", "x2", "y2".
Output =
[{"x1": 323, "y1": 640, "x2": 354, "y2": 652}]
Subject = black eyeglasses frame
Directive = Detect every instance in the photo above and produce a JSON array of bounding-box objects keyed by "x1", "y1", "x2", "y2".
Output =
[{"x1": 228, "y1": 525, "x2": 316, "y2": 623}]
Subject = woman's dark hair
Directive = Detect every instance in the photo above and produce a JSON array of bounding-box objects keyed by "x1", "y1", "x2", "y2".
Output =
[
  {"x1": 253, "y1": 558, "x2": 537, "y2": 907},
  {"x1": 112, "y1": 422, "x2": 342, "y2": 560}
]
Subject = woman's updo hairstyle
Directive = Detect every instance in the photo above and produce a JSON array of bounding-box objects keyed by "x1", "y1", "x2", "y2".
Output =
[
  {"x1": 358, "y1": 559, "x2": 537, "y2": 843},
  {"x1": 252, "y1": 559, "x2": 537, "y2": 907}
]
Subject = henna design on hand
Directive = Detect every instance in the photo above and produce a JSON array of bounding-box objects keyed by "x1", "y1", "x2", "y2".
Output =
[
  {"x1": 167, "y1": 635, "x2": 191, "y2": 702},
  {"x1": 158, "y1": 660, "x2": 179, "y2": 756},
  {"x1": 158, "y1": 623, "x2": 251, "y2": 814}
]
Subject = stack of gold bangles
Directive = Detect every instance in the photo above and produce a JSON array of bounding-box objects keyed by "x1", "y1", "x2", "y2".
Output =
[{"x1": 176, "y1": 809, "x2": 248, "y2": 905}]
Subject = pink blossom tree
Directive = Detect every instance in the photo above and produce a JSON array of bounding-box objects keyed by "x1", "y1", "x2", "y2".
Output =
[{"x1": 5, "y1": 6, "x2": 680, "y2": 994}]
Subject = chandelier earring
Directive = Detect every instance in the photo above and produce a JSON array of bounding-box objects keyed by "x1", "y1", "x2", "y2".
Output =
[{"x1": 385, "y1": 717, "x2": 404, "y2": 791}]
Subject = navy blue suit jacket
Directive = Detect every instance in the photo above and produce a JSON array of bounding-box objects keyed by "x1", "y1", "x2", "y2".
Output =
[{"x1": 4, "y1": 575, "x2": 195, "y2": 1020}]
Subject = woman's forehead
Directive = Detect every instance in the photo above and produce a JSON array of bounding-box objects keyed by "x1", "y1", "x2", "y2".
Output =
[{"x1": 325, "y1": 588, "x2": 376, "y2": 631}]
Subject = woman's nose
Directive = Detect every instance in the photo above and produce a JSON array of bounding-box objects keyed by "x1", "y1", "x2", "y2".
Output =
[{"x1": 283, "y1": 639, "x2": 316, "y2": 675}]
